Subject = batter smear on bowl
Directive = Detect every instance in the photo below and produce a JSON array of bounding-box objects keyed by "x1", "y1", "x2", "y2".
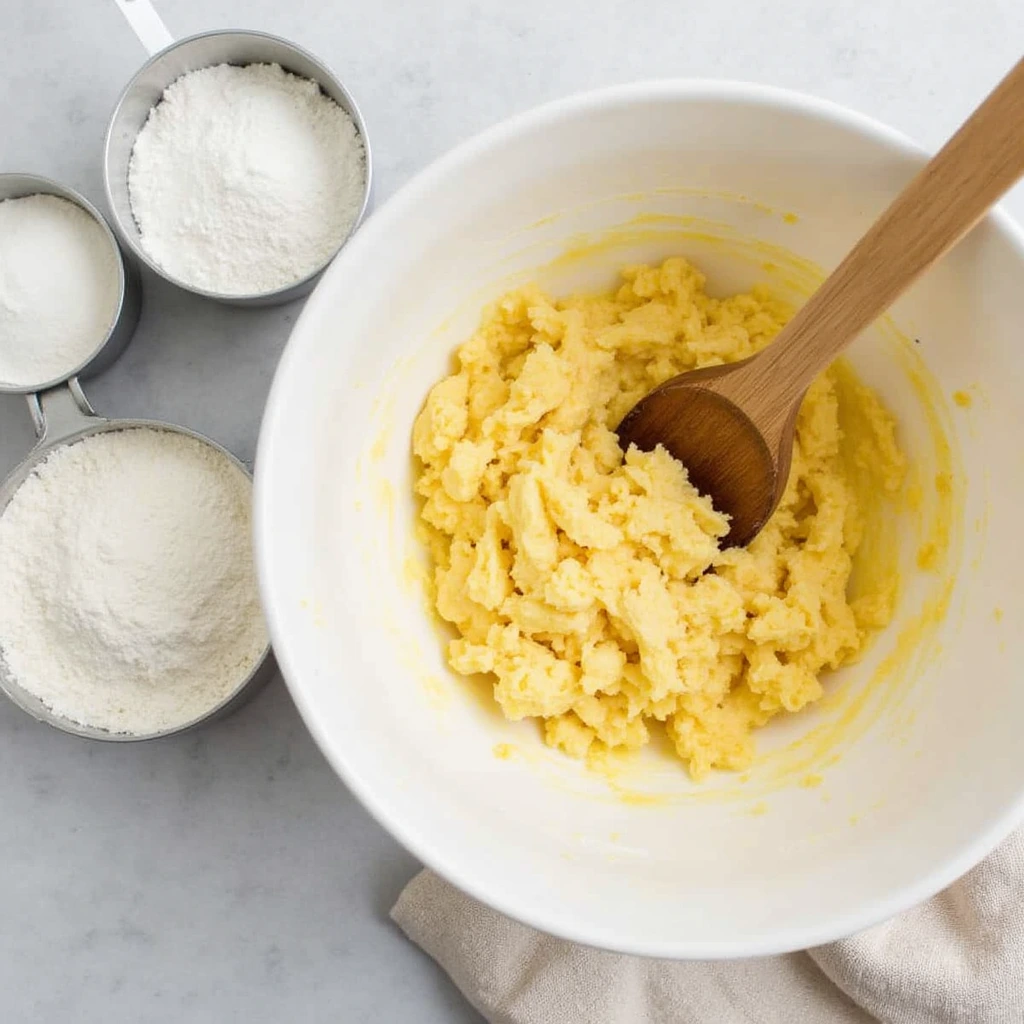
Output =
[{"x1": 413, "y1": 258, "x2": 905, "y2": 778}]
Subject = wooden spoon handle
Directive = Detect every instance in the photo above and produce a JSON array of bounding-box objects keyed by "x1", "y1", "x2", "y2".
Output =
[{"x1": 754, "y1": 55, "x2": 1024, "y2": 415}]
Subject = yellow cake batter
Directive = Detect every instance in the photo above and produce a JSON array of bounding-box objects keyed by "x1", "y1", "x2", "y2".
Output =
[{"x1": 412, "y1": 258, "x2": 905, "y2": 778}]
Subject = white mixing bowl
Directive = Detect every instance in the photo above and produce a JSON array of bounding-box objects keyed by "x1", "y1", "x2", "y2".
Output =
[{"x1": 255, "y1": 81, "x2": 1024, "y2": 958}]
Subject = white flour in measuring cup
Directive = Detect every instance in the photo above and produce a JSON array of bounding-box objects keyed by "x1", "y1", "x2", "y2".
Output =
[
  {"x1": 128, "y1": 62, "x2": 366, "y2": 296},
  {"x1": 0, "y1": 194, "x2": 120, "y2": 387},
  {"x1": 0, "y1": 427, "x2": 268, "y2": 734}
]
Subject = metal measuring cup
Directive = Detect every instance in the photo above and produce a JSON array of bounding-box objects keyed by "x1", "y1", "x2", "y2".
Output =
[
  {"x1": 0, "y1": 174, "x2": 275, "y2": 740},
  {"x1": 103, "y1": 28, "x2": 374, "y2": 307},
  {"x1": 0, "y1": 173, "x2": 141, "y2": 389}
]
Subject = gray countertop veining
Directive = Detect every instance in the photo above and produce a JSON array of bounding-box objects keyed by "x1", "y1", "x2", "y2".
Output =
[{"x1": 1, "y1": 1, "x2": 1022, "y2": 1020}]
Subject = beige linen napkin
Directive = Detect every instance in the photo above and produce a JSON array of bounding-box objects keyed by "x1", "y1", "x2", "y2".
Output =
[{"x1": 392, "y1": 828, "x2": 1024, "y2": 1024}]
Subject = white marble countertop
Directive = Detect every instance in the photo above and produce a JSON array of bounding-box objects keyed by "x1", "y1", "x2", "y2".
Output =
[{"x1": 1, "y1": 1, "x2": 1021, "y2": 1020}]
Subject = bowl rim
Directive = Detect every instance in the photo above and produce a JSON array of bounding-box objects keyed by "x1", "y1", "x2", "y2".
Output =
[
  {"x1": 255, "y1": 77, "x2": 1024, "y2": 959},
  {"x1": 102, "y1": 28, "x2": 373, "y2": 305}
]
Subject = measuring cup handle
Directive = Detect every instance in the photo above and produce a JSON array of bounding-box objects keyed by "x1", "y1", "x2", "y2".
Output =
[{"x1": 27, "y1": 379, "x2": 103, "y2": 448}]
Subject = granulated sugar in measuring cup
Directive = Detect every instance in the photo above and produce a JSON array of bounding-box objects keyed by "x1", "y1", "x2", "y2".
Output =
[
  {"x1": 0, "y1": 175, "x2": 135, "y2": 390},
  {"x1": 0, "y1": 174, "x2": 273, "y2": 740}
]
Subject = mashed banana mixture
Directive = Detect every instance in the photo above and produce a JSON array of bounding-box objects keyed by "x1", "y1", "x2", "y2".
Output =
[{"x1": 412, "y1": 258, "x2": 904, "y2": 778}]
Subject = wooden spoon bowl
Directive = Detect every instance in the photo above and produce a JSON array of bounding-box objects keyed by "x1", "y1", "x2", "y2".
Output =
[{"x1": 616, "y1": 359, "x2": 792, "y2": 545}]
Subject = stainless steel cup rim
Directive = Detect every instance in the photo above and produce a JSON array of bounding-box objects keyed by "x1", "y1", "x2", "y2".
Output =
[
  {"x1": 0, "y1": 173, "x2": 133, "y2": 395},
  {"x1": 0, "y1": 382, "x2": 276, "y2": 742},
  {"x1": 102, "y1": 28, "x2": 374, "y2": 306}
]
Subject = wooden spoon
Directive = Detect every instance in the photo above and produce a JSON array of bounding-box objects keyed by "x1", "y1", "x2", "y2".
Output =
[{"x1": 617, "y1": 57, "x2": 1024, "y2": 548}]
